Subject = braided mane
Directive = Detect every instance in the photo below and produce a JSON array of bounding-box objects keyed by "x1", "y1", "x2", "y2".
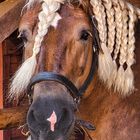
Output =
[
  {"x1": 9, "y1": 0, "x2": 140, "y2": 99},
  {"x1": 90, "y1": 0, "x2": 140, "y2": 96}
]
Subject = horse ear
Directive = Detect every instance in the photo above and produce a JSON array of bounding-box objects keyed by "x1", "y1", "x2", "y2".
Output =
[{"x1": 19, "y1": 4, "x2": 41, "y2": 42}]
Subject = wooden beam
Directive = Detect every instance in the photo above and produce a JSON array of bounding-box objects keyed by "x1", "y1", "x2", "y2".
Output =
[
  {"x1": 0, "y1": 43, "x2": 3, "y2": 112},
  {"x1": 0, "y1": 0, "x2": 25, "y2": 42},
  {"x1": 0, "y1": 105, "x2": 28, "y2": 130}
]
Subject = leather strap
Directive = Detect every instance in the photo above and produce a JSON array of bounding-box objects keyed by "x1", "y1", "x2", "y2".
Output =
[
  {"x1": 78, "y1": 45, "x2": 97, "y2": 96},
  {"x1": 27, "y1": 72, "x2": 80, "y2": 98}
]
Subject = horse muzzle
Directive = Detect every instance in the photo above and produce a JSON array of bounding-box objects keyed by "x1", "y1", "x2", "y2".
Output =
[{"x1": 25, "y1": 70, "x2": 96, "y2": 140}]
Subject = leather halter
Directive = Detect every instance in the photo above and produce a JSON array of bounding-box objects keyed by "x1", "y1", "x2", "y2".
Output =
[{"x1": 27, "y1": 16, "x2": 99, "y2": 103}]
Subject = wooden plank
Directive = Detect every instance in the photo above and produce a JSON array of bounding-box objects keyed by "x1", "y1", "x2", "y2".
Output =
[
  {"x1": 0, "y1": 43, "x2": 3, "y2": 140},
  {"x1": 0, "y1": 105, "x2": 28, "y2": 130},
  {"x1": 0, "y1": 0, "x2": 25, "y2": 42},
  {"x1": 0, "y1": 43, "x2": 3, "y2": 114}
]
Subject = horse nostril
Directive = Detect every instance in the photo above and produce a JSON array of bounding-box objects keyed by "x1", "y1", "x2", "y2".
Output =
[
  {"x1": 27, "y1": 110, "x2": 36, "y2": 124},
  {"x1": 58, "y1": 108, "x2": 74, "y2": 128},
  {"x1": 59, "y1": 108, "x2": 68, "y2": 122},
  {"x1": 57, "y1": 136, "x2": 64, "y2": 140}
]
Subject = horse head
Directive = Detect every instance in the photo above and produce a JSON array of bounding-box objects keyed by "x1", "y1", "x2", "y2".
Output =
[
  {"x1": 9, "y1": 0, "x2": 140, "y2": 139},
  {"x1": 10, "y1": 0, "x2": 97, "y2": 139}
]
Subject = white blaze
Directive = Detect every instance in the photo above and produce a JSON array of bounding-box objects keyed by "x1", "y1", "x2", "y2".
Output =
[{"x1": 47, "y1": 111, "x2": 57, "y2": 132}]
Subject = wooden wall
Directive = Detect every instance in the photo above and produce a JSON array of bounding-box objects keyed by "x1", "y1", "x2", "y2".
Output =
[
  {"x1": 3, "y1": 31, "x2": 23, "y2": 106},
  {"x1": 2, "y1": 31, "x2": 26, "y2": 140},
  {"x1": 0, "y1": 43, "x2": 3, "y2": 140}
]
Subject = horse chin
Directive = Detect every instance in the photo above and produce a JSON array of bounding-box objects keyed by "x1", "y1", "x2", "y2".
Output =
[
  {"x1": 38, "y1": 133, "x2": 68, "y2": 140},
  {"x1": 29, "y1": 125, "x2": 75, "y2": 140}
]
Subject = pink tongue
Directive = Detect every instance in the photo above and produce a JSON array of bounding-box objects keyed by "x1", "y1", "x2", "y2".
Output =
[{"x1": 47, "y1": 111, "x2": 57, "y2": 132}]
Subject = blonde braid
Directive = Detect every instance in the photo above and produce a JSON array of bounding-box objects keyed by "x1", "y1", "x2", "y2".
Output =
[
  {"x1": 112, "y1": 0, "x2": 123, "y2": 61},
  {"x1": 10, "y1": 0, "x2": 64, "y2": 99},
  {"x1": 102, "y1": 0, "x2": 115, "y2": 53},
  {"x1": 123, "y1": 3, "x2": 137, "y2": 95},
  {"x1": 106, "y1": 0, "x2": 123, "y2": 89},
  {"x1": 90, "y1": 0, "x2": 113, "y2": 83},
  {"x1": 33, "y1": 0, "x2": 63, "y2": 57},
  {"x1": 114, "y1": 0, "x2": 129, "y2": 93},
  {"x1": 102, "y1": 0, "x2": 117, "y2": 88},
  {"x1": 119, "y1": 0, "x2": 128, "y2": 68}
]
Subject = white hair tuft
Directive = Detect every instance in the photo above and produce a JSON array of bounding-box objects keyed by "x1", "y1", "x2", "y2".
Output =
[{"x1": 9, "y1": 56, "x2": 37, "y2": 99}]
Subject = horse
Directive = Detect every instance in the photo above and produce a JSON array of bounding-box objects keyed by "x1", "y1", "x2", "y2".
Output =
[{"x1": 9, "y1": 0, "x2": 140, "y2": 139}]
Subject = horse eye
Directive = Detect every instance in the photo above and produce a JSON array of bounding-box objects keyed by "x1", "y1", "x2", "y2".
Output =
[
  {"x1": 80, "y1": 30, "x2": 90, "y2": 41},
  {"x1": 18, "y1": 30, "x2": 28, "y2": 43}
]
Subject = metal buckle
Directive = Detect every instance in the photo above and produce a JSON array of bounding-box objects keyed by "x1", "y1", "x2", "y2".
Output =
[
  {"x1": 74, "y1": 97, "x2": 81, "y2": 104},
  {"x1": 28, "y1": 94, "x2": 33, "y2": 105},
  {"x1": 18, "y1": 124, "x2": 30, "y2": 136}
]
